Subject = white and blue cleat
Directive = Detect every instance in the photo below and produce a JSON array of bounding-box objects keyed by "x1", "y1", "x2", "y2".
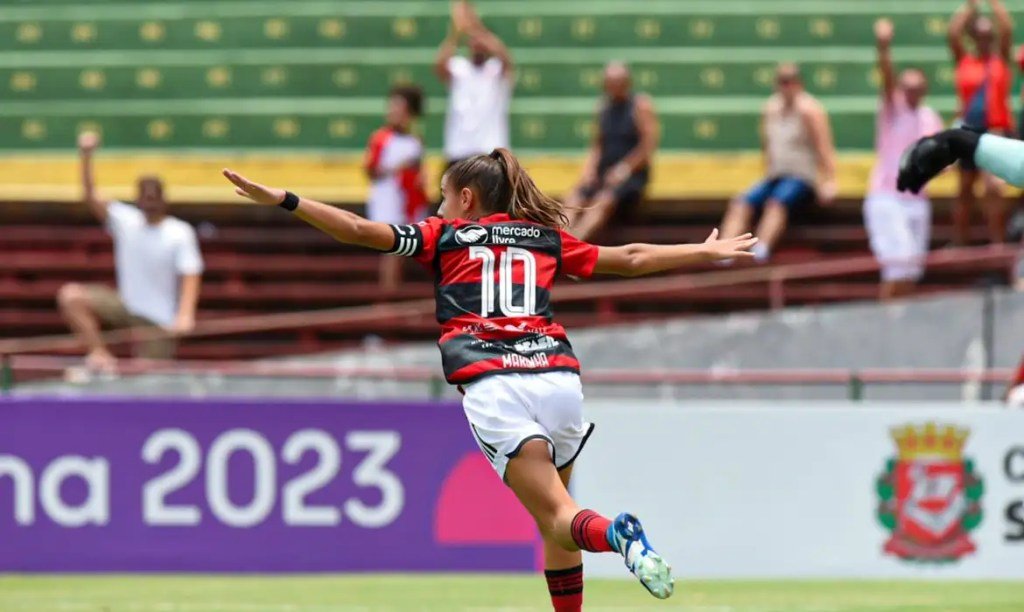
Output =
[{"x1": 607, "y1": 512, "x2": 674, "y2": 600}]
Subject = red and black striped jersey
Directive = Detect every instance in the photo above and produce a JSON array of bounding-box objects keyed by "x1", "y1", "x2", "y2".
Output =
[{"x1": 387, "y1": 214, "x2": 599, "y2": 384}]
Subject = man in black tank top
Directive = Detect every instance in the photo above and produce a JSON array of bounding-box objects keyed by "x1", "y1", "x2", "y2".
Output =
[{"x1": 565, "y1": 62, "x2": 660, "y2": 240}]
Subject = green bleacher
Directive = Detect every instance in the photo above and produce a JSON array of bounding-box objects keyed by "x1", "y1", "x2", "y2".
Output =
[{"x1": 0, "y1": 0, "x2": 1020, "y2": 153}]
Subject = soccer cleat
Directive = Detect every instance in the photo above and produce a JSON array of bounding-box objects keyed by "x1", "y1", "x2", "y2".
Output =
[{"x1": 607, "y1": 512, "x2": 674, "y2": 600}]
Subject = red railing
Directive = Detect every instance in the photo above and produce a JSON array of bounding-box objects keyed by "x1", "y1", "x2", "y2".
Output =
[
  {"x1": 0, "y1": 243, "x2": 1017, "y2": 357},
  {"x1": 3, "y1": 354, "x2": 1014, "y2": 401}
]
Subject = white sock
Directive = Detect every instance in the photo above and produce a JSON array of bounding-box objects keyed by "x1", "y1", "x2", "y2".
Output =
[{"x1": 751, "y1": 242, "x2": 770, "y2": 262}]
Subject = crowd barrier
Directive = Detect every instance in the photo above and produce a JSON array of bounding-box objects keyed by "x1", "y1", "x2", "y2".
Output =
[
  {"x1": 0, "y1": 243, "x2": 1016, "y2": 356},
  {"x1": 2, "y1": 355, "x2": 1015, "y2": 401}
]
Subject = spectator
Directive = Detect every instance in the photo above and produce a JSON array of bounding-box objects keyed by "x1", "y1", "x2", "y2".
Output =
[
  {"x1": 435, "y1": 0, "x2": 513, "y2": 172},
  {"x1": 364, "y1": 85, "x2": 427, "y2": 291},
  {"x1": 718, "y1": 63, "x2": 837, "y2": 263},
  {"x1": 864, "y1": 19, "x2": 945, "y2": 300},
  {"x1": 565, "y1": 62, "x2": 660, "y2": 241},
  {"x1": 57, "y1": 132, "x2": 203, "y2": 370},
  {"x1": 948, "y1": 0, "x2": 1013, "y2": 245}
]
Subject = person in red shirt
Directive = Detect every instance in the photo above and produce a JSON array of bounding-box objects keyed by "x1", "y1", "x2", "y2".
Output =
[
  {"x1": 364, "y1": 85, "x2": 427, "y2": 291},
  {"x1": 948, "y1": 0, "x2": 1014, "y2": 245},
  {"x1": 222, "y1": 149, "x2": 756, "y2": 609}
]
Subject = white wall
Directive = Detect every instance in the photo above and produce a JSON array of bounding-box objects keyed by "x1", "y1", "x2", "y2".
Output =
[{"x1": 574, "y1": 402, "x2": 1024, "y2": 579}]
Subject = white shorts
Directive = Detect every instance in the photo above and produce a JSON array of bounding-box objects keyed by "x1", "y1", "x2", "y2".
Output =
[
  {"x1": 864, "y1": 193, "x2": 932, "y2": 282},
  {"x1": 461, "y1": 371, "x2": 594, "y2": 480}
]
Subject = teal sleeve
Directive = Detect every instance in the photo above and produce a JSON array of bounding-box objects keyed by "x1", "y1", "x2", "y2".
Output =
[{"x1": 974, "y1": 134, "x2": 1024, "y2": 186}]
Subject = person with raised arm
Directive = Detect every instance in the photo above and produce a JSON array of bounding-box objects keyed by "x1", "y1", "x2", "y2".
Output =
[
  {"x1": 435, "y1": 1, "x2": 514, "y2": 172},
  {"x1": 864, "y1": 18, "x2": 945, "y2": 300},
  {"x1": 57, "y1": 132, "x2": 203, "y2": 370},
  {"x1": 947, "y1": 0, "x2": 1014, "y2": 244}
]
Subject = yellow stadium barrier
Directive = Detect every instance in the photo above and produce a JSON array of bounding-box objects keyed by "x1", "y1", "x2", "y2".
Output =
[{"x1": 0, "y1": 152, "x2": 966, "y2": 204}]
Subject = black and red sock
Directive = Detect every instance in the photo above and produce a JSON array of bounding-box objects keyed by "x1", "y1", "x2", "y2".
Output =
[
  {"x1": 570, "y1": 509, "x2": 614, "y2": 553},
  {"x1": 545, "y1": 564, "x2": 583, "y2": 612}
]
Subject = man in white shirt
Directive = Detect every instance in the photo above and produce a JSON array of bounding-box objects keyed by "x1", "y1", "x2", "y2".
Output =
[
  {"x1": 57, "y1": 132, "x2": 204, "y2": 370},
  {"x1": 435, "y1": 0, "x2": 513, "y2": 169}
]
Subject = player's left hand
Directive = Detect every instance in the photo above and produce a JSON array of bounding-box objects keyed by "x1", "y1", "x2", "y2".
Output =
[
  {"x1": 222, "y1": 169, "x2": 287, "y2": 205},
  {"x1": 702, "y1": 229, "x2": 758, "y2": 261}
]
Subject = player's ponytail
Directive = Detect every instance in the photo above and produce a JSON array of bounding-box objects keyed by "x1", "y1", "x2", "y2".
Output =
[
  {"x1": 491, "y1": 148, "x2": 568, "y2": 229},
  {"x1": 445, "y1": 148, "x2": 568, "y2": 228}
]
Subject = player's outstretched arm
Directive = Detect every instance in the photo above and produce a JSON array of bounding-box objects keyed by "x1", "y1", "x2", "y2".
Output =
[
  {"x1": 222, "y1": 169, "x2": 396, "y2": 251},
  {"x1": 898, "y1": 130, "x2": 1024, "y2": 193},
  {"x1": 593, "y1": 230, "x2": 758, "y2": 277}
]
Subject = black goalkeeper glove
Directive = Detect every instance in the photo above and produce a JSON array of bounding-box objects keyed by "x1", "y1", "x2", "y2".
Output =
[{"x1": 897, "y1": 128, "x2": 981, "y2": 194}]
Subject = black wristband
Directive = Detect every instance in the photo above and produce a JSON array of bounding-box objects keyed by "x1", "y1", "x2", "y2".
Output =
[{"x1": 279, "y1": 191, "x2": 300, "y2": 212}]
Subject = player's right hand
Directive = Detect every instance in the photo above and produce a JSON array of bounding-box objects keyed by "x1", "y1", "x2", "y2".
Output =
[
  {"x1": 78, "y1": 131, "x2": 100, "y2": 152},
  {"x1": 222, "y1": 169, "x2": 287, "y2": 205},
  {"x1": 702, "y1": 229, "x2": 758, "y2": 261}
]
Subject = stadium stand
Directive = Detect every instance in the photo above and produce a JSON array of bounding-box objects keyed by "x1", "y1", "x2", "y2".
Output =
[
  {"x1": 0, "y1": 0, "x2": 1001, "y2": 199},
  {"x1": 0, "y1": 204, "x2": 1011, "y2": 359}
]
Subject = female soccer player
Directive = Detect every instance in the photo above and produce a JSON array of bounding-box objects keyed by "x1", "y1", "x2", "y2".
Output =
[{"x1": 222, "y1": 149, "x2": 757, "y2": 608}]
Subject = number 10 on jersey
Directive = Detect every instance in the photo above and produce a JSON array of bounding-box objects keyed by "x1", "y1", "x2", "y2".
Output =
[{"x1": 469, "y1": 246, "x2": 537, "y2": 317}]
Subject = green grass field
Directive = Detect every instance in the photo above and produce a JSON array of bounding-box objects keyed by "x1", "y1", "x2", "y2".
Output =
[{"x1": 1, "y1": 575, "x2": 1023, "y2": 612}]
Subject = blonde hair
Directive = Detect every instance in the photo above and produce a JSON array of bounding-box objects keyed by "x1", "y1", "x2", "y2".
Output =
[{"x1": 445, "y1": 148, "x2": 568, "y2": 228}]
